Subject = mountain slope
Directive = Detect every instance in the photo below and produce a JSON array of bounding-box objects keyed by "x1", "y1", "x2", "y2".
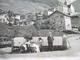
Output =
[
  {"x1": 0, "y1": 0, "x2": 80, "y2": 13},
  {"x1": 0, "y1": 0, "x2": 50, "y2": 14}
]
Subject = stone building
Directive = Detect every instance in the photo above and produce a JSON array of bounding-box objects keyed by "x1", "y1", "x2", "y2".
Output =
[
  {"x1": 34, "y1": 10, "x2": 72, "y2": 36},
  {"x1": 47, "y1": 10, "x2": 72, "y2": 36}
]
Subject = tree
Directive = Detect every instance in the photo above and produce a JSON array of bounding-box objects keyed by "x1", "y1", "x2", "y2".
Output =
[
  {"x1": 7, "y1": 10, "x2": 14, "y2": 26},
  {"x1": 7, "y1": 10, "x2": 14, "y2": 17},
  {"x1": 78, "y1": 26, "x2": 80, "y2": 31},
  {"x1": 34, "y1": 19, "x2": 56, "y2": 30},
  {"x1": 43, "y1": 10, "x2": 48, "y2": 19}
]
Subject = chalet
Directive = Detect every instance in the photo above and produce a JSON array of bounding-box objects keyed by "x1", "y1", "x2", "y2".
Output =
[
  {"x1": 13, "y1": 14, "x2": 21, "y2": 26},
  {"x1": 36, "y1": 12, "x2": 43, "y2": 20},
  {"x1": 26, "y1": 13, "x2": 37, "y2": 21},
  {"x1": 19, "y1": 19, "x2": 27, "y2": 26},
  {"x1": 0, "y1": 13, "x2": 9, "y2": 24},
  {"x1": 14, "y1": 14, "x2": 21, "y2": 20},
  {"x1": 9, "y1": 16, "x2": 15, "y2": 25}
]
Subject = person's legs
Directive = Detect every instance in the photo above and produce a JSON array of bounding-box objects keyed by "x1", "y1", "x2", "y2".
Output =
[
  {"x1": 48, "y1": 43, "x2": 53, "y2": 51},
  {"x1": 19, "y1": 46, "x2": 25, "y2": 53},
  {"x1": 40, "y1": 45, "x2": 42, "y2": 52}
]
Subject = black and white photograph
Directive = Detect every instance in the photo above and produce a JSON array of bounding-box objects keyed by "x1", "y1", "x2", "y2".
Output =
[{"x1": 0, "y1": 0, "x2": 80, "y2": 60}]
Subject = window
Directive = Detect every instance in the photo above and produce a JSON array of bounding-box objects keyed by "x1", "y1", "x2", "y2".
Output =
[{"x1": 4, "y1": 39, "x2": 6, "y2": 41}]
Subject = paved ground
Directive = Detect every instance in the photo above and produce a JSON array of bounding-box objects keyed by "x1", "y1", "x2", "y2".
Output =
[{"x1": 0, "y1": 34, "x2": 80, "y2": 60}]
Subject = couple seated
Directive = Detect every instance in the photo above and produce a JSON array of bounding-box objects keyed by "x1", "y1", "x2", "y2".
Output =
[{"x1": 20, "y1": 37, "x2": 43, "y2": 53}]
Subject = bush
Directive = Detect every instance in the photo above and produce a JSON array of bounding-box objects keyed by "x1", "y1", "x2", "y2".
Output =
[
  {"x1": 8, "y1": 23, "x2": 12, "y2": 26},
  {"x1": 78, "y1": 26, "x2": 80, "y2": 31},
  {"x1": 34, "y1": 20, "x2": 55, "y2": 30}
]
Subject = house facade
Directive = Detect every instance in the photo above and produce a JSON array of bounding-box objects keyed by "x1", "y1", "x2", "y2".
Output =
[
  {"x1": 0, "y1": 13, "x2": 9, "y2": 24},
  {"x1": 34, "y1": 10, "x2": 72, "y2": 36},
  {"x1": 47, "y1": 10, "x2": 72, "y2": 36},
  {"x1": 56, "y1": 0, "x2": 77, "y2": 16},
  {"x1": 14, "y1": 14, "x2": 25, "y2": 26}
]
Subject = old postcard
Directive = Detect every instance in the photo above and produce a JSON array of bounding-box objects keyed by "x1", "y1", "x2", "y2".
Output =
[{"x1": 0, "y1": 0, "x2": 80, "y2": 60}]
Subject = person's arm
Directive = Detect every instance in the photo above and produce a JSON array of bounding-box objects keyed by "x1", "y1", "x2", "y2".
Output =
[
  {"x1": 52, "y1": 37, "x2": 54, "y2": 41},
  {"x1": 47, "y1": 36, "x2": 49, "y2": 41}
]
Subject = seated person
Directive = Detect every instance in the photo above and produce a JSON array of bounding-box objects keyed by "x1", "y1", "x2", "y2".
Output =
[
  {"x1": 38, "y1": 37, "x2": 43, "y2": 51},
  {"x1": 30, "y1": 42, "x2": 40, "y2": 53}
]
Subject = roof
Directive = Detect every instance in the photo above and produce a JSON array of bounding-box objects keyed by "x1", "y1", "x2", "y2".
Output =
[
  {"x1": 13, "y1": 37, "x2": 26, "y2": 40},
  {"x1": 0, "y1": 12, "x2": 7, "y2": 15},
  {"x1": 14, "y1": 14, "x2": 21, "y2": 16},
  {"x1": 48, "y1": 10, "x2": 71, "y2": 18}
]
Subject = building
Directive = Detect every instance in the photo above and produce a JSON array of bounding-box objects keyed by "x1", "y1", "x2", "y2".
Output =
[
  {"x1": 14, "y1": 14, "x2": 21, "y2": 26},
  {"x1": 34, "y1": 10, "x2": 72, "y2": 36},
  {"x1": 48, "y1": 10, "x2": 72, "y2": 31},
  {"x1": 35, "y1": 12, "x2": 43, "y2": 20},
  {"x1": 14, "y1": 14, "x2": 21, "y2": 20},
  {"x1": 0, "y1": 13, "x2": 9, "y2": 24},
  {"x1": 56, "y1": 0, "x2": 78, "y2": 17},
  {"x1": 9, "y1": 16, "x2": 15, "y2": 25}
]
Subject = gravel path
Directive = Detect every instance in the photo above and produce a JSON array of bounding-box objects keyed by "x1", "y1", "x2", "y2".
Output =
[{"x1": 0, "y1": 34, "x2": 80, "y2": 58}]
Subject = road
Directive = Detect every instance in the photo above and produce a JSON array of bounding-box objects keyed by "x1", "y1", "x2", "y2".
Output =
[{"x1": 0, "y1": 34, "x2": 80, "y2": 60}]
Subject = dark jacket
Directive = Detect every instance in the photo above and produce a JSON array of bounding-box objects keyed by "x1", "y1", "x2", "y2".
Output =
[{"x1": 47, "y1": 36, "x2": 54, "y2": 43}]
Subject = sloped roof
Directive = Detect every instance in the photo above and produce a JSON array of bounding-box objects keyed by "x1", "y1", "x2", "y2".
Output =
[
  {"x1": 0, "y1": 12, "x2": 7, "y2": 15},
  {"x1": 48, "y1": 10, "x2": 71, "y2": 18}
]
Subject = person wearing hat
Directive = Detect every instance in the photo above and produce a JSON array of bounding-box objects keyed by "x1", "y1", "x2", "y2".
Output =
[{"x1": 47, "y1": 32, "x2": 54, "y2": 51}]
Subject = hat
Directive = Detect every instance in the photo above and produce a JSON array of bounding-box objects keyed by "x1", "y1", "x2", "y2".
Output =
[
  {"x1": 49, "y1": 32, "x2": 52, "y2": 36},
  {"x1": 38, "y1": 37, "x2": 42, "y2": 40}
]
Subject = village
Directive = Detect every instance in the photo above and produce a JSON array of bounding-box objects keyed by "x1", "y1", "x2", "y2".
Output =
[{"x1": 0, "y1": 0, "x2": 80, "y2": 58}]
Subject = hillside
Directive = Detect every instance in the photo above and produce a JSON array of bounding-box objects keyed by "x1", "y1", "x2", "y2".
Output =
[
  {"x1": 0, "y1": 23, "x2": 15, "y2": 37},
  {"x1": 16, "y1": 25, "x2": 38, "y2": 37},
  {"x1": 0, "y1": 0, "x2": 80, "y2": 14},
  {"x1": 0, "y1": 0, "x2": 50, "y2": 14},
  {"x1": 0, "y1": 23, "x2": 38, "y2": 37},
  {"x1": 0, "y1": 23, "x2": 10, "y2": 35},
  {"x1": 0, "y1": 23, "x2": 62, "y2": 37}
]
